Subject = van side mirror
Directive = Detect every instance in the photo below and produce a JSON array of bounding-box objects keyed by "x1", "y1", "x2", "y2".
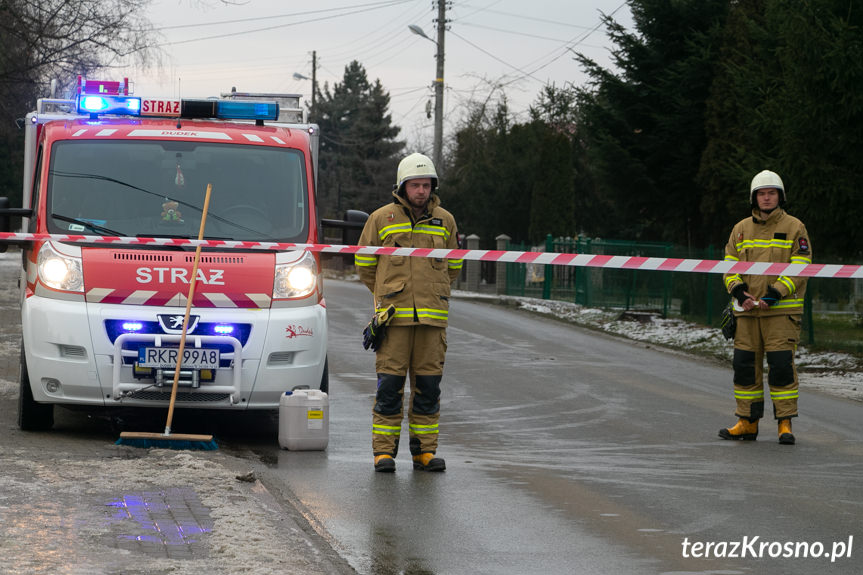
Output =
[
  {"x1": 0, "y1": 197, "x2": 35, "y2": 253},
  {"x1": 341, "y1": 210, "x2": 368, "y2": 245},
  {"x1": 320, "y1": 210, "x2": 369, "y2": 246}
]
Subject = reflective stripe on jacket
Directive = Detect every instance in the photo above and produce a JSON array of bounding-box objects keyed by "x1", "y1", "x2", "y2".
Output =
[
  {"x1": 355, "y1": 191, "x2": 461, "y2": 327},
  {"x1": 723, "y1": 208, "x2": 811, "y2": 317}
]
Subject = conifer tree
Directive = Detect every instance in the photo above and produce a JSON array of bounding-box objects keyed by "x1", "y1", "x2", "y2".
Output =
[{"x1": 315, "y1": 61, "x2": 404, "y2": 218}]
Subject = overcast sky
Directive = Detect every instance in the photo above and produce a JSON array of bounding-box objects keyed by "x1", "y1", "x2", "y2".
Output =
[{"x1": 125, "y1": 0, "x2": 634, "y2": 149}]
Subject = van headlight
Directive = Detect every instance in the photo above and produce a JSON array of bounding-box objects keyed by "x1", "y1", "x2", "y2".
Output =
[
  {"x1": 273, "y1": 251, "x2": 317, "y2": 299},
  {"x1": 37, "y1": 244, "x2": 83, "y2": 292}
]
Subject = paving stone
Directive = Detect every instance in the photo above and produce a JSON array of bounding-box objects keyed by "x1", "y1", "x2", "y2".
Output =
[{"x1": 100, "y1": 487, "x2": 211, "y2": 559}]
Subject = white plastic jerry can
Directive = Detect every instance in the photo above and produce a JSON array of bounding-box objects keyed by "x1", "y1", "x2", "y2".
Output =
[{"x1": 278, "y1": 389, "x2": 329, "y2": 450}]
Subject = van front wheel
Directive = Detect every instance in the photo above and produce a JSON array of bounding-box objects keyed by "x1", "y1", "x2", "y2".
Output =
[
  {"x1": 18, "y1": 346, "x2": 54, "y2": 431},
  {"x1": 319, "y1": 356, "x2": 329, "y2": 395}
]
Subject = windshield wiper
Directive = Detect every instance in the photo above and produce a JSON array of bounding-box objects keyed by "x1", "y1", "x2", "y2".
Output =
[{"x1": 51, "y1": 214, "x2": 125, "y2": 237}]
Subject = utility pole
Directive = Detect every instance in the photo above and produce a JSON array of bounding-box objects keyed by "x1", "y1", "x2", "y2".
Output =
[
  {"x1": 311, "y1": 50, "x2": 317, "y2": 115},
  {"x1": 433, "y1": 1, "x2": 447, "y2": 173}
]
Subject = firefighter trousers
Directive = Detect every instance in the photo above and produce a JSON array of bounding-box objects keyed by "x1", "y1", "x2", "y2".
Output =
[
  {"x1": 732, "y1": 314, "x2": 801, "y2": 421},
  {"x1": 372, "y1": 324, "x2": 447, "y2": 457}
]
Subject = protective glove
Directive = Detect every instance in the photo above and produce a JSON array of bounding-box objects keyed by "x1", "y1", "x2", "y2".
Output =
[
  {"x1": 760, "y1": 286, "x2": 782, "y2": 307},
  {"x1": 730, "y1": 283, "x2": 750, "y2": 306},
  {"x1": 362, "y1": 305, "x2": 396, "y2": 352}
]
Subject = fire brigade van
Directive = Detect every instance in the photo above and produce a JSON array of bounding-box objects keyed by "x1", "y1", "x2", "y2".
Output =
[{"x1": 0, "y1": 77, "x2": 335, "y2": 431}]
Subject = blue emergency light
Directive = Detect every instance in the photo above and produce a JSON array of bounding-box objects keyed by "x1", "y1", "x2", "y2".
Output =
[
  {"x1": 73, "y1": 76, "x2": 279, "y2": 122},
  {"x1": 78, "y1": 95, "x2": 141, "y2": 116},
  {"x1": 213, "y1": 324, "x2": 235, "y2": 335},
  {"x1": 180, "y1": 99, "x2": 279, "y2": 121},
  {"x1": 217, "y1": 100, "x2": 279, "y2": 121},
  {"x1": 122, "y1": 321, "x2": 144, "y2": 332}
]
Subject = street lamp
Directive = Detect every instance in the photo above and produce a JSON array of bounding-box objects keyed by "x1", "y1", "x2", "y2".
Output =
[
  {"x1": 408, "y1": 24, "x2": 429, "y2": 40},
  {"x1": 409, "y1": 22, "x2": 444, "y2": 172},
  {"x1": 292, "y1": 70, "x2": 315, "y2": 118}
]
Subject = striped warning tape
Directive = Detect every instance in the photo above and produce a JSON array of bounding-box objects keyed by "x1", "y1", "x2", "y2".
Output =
[{"x1": 1, "y1": 232, "x2": 860, "y2": 278}]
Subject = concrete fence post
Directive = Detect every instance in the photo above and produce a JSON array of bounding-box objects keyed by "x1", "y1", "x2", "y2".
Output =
[
  {"x1": 466, "y1": 234, "x2": 480, "y2": 292},
  {"x1": 496, "y1": 234, "x2": 510, "y2": 295}
]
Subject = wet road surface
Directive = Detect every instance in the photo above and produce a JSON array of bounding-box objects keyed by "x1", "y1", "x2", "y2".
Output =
[
  {"x1": 245, "y1": 279, "x2": 863, "y2": 575},
  {"x1": 1, "y1": 251, "x2": 861, "y2": 574}
]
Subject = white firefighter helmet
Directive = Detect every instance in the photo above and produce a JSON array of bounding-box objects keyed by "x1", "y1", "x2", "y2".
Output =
[
  {"x1": 750, "y1": 170, "x2": 785, "y2": 204},
  {"x1": 396, "y1": 152, "x2": 438, "y2": 192}
]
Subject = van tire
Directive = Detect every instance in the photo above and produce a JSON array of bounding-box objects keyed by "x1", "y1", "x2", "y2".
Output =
[
  {"x1": 319, "y1": 356, "x2": 329, "y2": 395},
  {"x1": 18, "y1": 345, "x2": 54, "y2": 431}
]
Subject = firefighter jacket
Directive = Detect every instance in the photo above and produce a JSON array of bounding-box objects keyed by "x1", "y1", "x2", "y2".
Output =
[
  {"x1": 355, "y1": 191, "x2": 463, "y2": 328},
  {"x1": 723, "y1": 207, "x2": 811, "y2": 317}
]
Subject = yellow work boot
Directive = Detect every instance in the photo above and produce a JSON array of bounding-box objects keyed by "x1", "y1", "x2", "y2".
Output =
[
  {"x1": 412, "y1": 452, "x2": 446, "y2": 472},
  {"x1": 718, "y1": 418, "x2": 758, "y2": 441},
  {"x1": 374, "y1": 454, "x2": 395, "y2": 473},
  {"x1": 778, "y1": 419, "x2": 796, "y2": 445}
]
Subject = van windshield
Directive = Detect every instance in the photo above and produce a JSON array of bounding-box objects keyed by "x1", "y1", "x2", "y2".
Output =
[{"x1": 46, "y1": 140, "x2": 309, "y2": 242}]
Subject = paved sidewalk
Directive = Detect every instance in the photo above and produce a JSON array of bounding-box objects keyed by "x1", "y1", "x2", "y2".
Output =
[{"x1": 0, "y1": 439, "x2": 351, "y2": 575}]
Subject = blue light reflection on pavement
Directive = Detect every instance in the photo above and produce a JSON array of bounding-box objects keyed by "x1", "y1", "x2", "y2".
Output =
[{"x1": 104, "y1": 488, "x2": 212, "y2": 550}]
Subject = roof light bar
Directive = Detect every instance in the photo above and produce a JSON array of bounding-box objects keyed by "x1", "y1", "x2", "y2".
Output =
[
  {"x1": 216, "y1": 100, "x2": 279, "y2": 121},
  {"x1": 70, "y1": 76, "x2": 279, "y2": 121},
  {"x1": 77, "y1": 95, "x2": 141, "y2": 116},
  {"x1": 180, "y1": 99, "x2": 279, "y2": 121}
]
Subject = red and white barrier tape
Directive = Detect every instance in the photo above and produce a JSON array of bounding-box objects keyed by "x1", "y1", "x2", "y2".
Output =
[{"x1": 1, "y1": 232, "x2": 860, "y2": 278}]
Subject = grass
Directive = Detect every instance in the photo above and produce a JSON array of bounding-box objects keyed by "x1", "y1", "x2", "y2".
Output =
[{"x1": 806, "y1": 313, "x2": 863, "y2": 357}]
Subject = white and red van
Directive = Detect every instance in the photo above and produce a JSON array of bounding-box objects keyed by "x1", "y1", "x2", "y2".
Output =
[{"x1": 0, "y1": 77, "x2": 336, "y2": 430}]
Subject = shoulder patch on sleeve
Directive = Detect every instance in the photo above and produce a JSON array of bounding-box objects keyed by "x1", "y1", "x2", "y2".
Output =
[{"x1": 798, "y1": 237, "x2": 810, "y2": 253}]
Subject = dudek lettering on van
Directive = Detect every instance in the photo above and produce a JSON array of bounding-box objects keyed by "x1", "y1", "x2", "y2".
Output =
[{"x1": 141, "y1": 99, "x2": 181, "y2": 116}]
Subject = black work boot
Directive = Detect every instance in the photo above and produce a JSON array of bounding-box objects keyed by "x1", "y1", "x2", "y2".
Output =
[
  {"x1": 718, "y1": 417, "x2": 759, "y2": 440},
  {"x1": 374, "y1": 454, "x2": 396, "y2": 473},
  {"x1": 412, "y1": 452, "x2": 445, "y2": 472},
  {"x1": 778, "y1": 419, "x2": 796, "y2": 445}
]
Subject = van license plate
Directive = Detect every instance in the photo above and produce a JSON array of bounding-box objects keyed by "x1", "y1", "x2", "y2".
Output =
[{"x1": 138, "y1": 347, "x2": 220, "y2": 369}]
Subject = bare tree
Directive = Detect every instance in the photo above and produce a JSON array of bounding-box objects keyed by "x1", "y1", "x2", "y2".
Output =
[
  {"x1": 0, "y1": 0, "x2": 160, "y2": 201},
  {"x1": 0, "y1": 0, "x2": 157, "y2": 99}
]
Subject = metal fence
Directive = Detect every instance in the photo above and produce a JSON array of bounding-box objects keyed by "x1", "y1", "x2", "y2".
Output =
[
  {"x1": 505, "y1": 236, "x2": 677, "y2": 315},
  {"x1": 498, "y1": 235, "x2": 862, "y2": 354}
]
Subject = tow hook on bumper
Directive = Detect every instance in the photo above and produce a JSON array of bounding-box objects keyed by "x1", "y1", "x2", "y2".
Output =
[{"x1": 112, "y1": 333, "x2": 242, "y2": 404}]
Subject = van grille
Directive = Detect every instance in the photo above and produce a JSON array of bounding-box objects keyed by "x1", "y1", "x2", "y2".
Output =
[
  {"x1": 59, "y1": 345, "x2": 87, "y2": 359},
  {"x1": 126, "y1": 391, "x2": 231, "y2": 403},
  {"x1": 188, "y1": 255, "x2": 245, "y2": 264},
  {"x1": 267, "y1": 351, "x2": 295, "y2": 365},
  {"x1": 113, "y1": 253, "x2": 174, "y2": 262}
]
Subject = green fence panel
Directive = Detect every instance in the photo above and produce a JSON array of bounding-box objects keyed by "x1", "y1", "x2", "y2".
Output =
[{"x1": 502, "y1": 234, "x2": 860, "y2": 355}]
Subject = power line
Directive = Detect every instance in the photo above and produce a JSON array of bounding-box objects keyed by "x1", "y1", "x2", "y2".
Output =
[
  {"x1": 449, "y1": 30, "x2": 541, "y2": 82},
  {"x1": 155, "y1": 0, "x2": 414, "y2": 31},
  {"x1": 460, "y1": 5, "x2": 599, "y2": 30},
  {"x1": 458, "y1": 21, "x2": 603, "y2": 47},
  {"x1": 494, "y1": 1, "x2": 628, "y2": 88},
  {"x1": 157, "y1": 0, "x2": 414, "y2": 47},
  {"x1": 451, "y1": 0, "x2": 507, "y2": 22},
  {"x1": 321, "y1": 1, "x2": 430, "y2": 62}
]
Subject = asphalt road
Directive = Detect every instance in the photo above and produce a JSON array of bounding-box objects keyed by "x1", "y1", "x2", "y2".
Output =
[
  {"x1": 1, "y1": 251, "x2": 861, "y2": 574},
  {"x1": 247, "y1": 278, "x2": 863, "y2": 575}
]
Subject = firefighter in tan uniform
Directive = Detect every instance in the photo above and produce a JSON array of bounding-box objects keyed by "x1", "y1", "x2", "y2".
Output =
[
  {"x1": 719, "y1": 170, "x2": 812, "y2": 445},
  {"x1": 354, "y1": 153, "x2": 463, "y2": 472}
]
